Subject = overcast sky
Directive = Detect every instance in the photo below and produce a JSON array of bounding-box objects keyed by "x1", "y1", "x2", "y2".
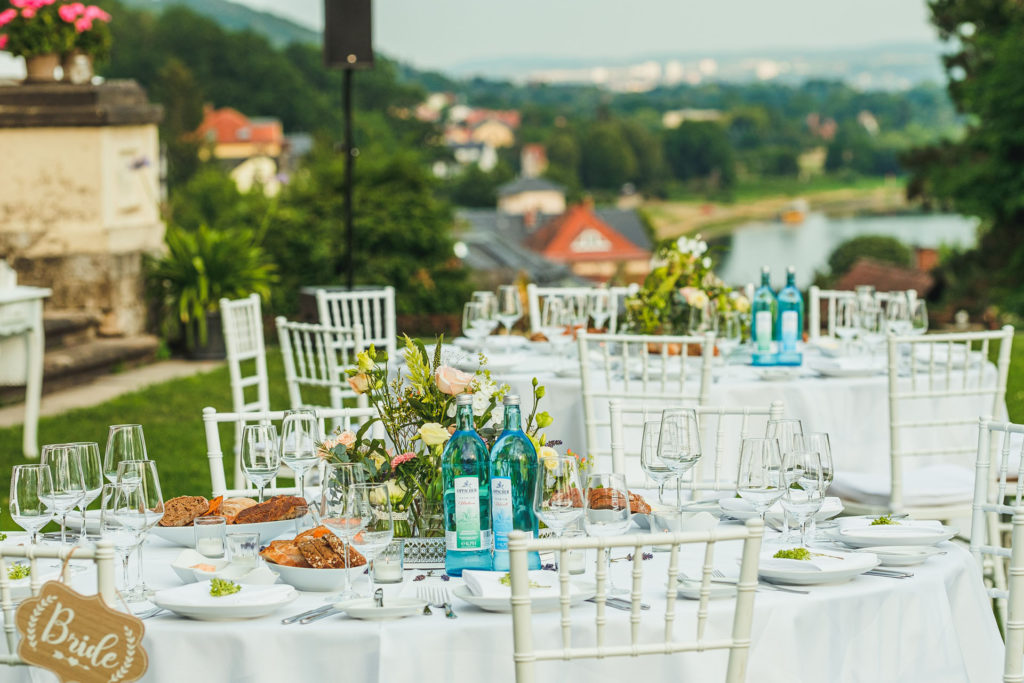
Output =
[{"x1": 235, "y1": 0, "x2": 939, "y2": 70}]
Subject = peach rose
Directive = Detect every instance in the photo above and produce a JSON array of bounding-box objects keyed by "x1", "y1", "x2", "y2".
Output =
[
  {"x1": 348, "y1": 373, "x2": 370, "y2": 394},
  {"x1": 435, "y1": 366, "x2": 474, "y2": 395},
  {"x1": 338, "y1": 431, "x2": 356, "y2": 448}
]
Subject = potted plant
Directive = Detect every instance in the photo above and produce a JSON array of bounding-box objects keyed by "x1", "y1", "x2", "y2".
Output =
[
  {"x1": 57, "y1": 3, "x2": 110, "y2": 84},
  {"x1": 0, "y1": 0, "x2": 75, "y2": 82},
  {"x1": 146, "y1": 223, "x2": 278, "y2": 359}
]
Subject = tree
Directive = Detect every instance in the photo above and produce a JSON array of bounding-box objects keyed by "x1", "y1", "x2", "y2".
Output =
[
  {"x1": 663, "y1": 121, "x2": 737, "y2": 190},
  {"x1": 579, "y1": 122, "x2": 636, "y2": 190},
  {"x1": 151, "y1": 58, "x2": 204, "y2": 188},
  {"x1": 447, "y1": 163, "x2": 515, "y2": 208},
  {"x1": 827, "y1": 235, "x2": 914, "y2": 279}
]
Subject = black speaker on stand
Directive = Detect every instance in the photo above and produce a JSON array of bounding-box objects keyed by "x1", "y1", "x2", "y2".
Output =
[{"x1": 323, "y1": 0, "x2": 374, "y2": 288}]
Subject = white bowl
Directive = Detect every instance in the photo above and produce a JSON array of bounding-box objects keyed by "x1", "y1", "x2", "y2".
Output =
[
  {"x1": 271, "y1": 562, "x2": 365, "y2": 592},
  {"x1": 150, "y1": 519, "x2": 297, "y2": 547},
  {"x1": 171, "y1": 550, "x2": 229, "y2": 584}
]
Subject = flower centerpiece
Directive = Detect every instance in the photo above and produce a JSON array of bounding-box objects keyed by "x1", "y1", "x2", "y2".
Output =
[
  {"x1": 0, "y1": 0, "x2": 72, "y2": 81},
  {"x1": 625, "y1": 233, "x2": 749, "y2": 338},
  {"x1": 57, "y1": 3, "x2": 111, "y2": 83},
  {"x1": 317, "y1": 336, "x2": 552, "y2": 545}
]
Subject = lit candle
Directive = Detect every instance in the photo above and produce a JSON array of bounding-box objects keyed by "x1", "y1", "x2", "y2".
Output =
[{"x1": 373, "y1": 557, "x2": 403, "y2": 583}]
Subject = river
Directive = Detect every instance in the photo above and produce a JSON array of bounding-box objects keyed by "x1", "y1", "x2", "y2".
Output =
[{"x1": 712, "y1": 212, "x2": 979, "y2": 289}]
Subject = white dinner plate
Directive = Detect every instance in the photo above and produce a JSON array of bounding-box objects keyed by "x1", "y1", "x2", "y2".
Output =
[
  {"x1": 335, "y1": 597, "x2": 426, "y2": 620},
  {"x1": 453, "y1": 335, "x2": 529, "y2": 351},
  {"x1": 852, "y1": 545, "x2": 945, "y2": 567},
  {"x1": 153, "y1": 582, "x2": 298, "y2": 620},
  {"x1": 149, "y1": 519, "x2": 297, "y2": 547},
  {"x1": 809, "y1": 361, "x2": 886, "y2": 378},
  {"x1": 271, "y1": 563, "x2": 366, "y2": 592},
  {"x1": 677, "y1": 578, "x2": 735, "y2": 600},
  {"x1": 757, "y1": 550, "x2": 879, "y2": 586},
  {"x1": 451, "y1": 582, "x2": 596, "y2": 613},
  {"x1": 64, "y1": 510, "x2": 102, "y2": 534},
  {"x1": 830, "y1": 525, "x2": 958, "y2": 548}
]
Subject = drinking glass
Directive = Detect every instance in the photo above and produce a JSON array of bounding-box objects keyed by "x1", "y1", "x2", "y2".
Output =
[
  {"x1": 115, "y1": 459, "x2": 165, "y2": 601},
  {"x1": 583, "y1": 473, "x2": 631, "y2": 595},
  {"x1": 471, "y1": 291, "x2": 500, "y2": 340},
  {"x1": 534, "y1": 455, "x2": 584, "y2": 569},
  {"x1": 462, "y1": 301, "x2": 489, "y2": 354},
  {"x1": 715, "y1": 310, "x2": 743, "y2": 362},
  {"x1": 320, "y1": 462, "x2": 366, "y2": 601},
  {"x1": 100, "y1": 483, "x2": 141, "y2": 594},
  {"x1": 280, "y1": 409, "x2": 320, "y2": 504},
  {"x1": 737, "y1": 437, "x2": 783, "y2": 522},
  {"x1": 910, "y1": 299, "x2": 928, "y2": 336},
  {"x1": 658, "y1": 408, "x2": 702, "y2": 509},
  {"x1": 41, "y1": 444, "x2": 86, "y2": 549},
  {"x1": 834, "y1": 298, "x2": 860, "y2": 352},
  {"x1": 886, "y1": 292, "x2": 911, "y2": 335},
  {"x1": 226, "y1": 532, "x2": 261, "y2": 570},
  {"x1": 9, "y1": 464, "x2": 54, "y2": 544},
  {"x1": 68, "y1": 442, "x2": 104, "y2": 542},
  {"x1": 103, "y1": 424, "x2": 147, "y2": 483},
  {"x1": 859, "y1": 305, "x2": 885, "y2": 352},
  {"x1": 194, "y1": 516, "x2": 227, "y2": 558},
  {"x1": 780, "y1": 449, "x2": 825, "y2": 547},
  {"x1": 640, "y1": 420, "x2": 674, "y2": 504},
  {"x1": 496, "y1": 285, "x2": 523, "y2": 350},
  {"x1": 687, "y1": 300, "x2": 714, "y2": 335},
  {"x1": 241, "y1": 423, "x2": 280, "y2": 503},
  {"x1": 766, "y1": 418, "x2": 804, "y2": 459},
  {"x1": 349, "y1": 483, "x2": 394, "y2": 600},
  {"x1": 589, "y1": 290, "x2": 611, "y2": 331},
  {"x1": 541, "y1": 298, "x2": 574, "y2": 363}
]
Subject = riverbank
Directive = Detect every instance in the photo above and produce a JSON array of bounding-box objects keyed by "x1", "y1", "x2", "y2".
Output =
[{"x1": 644, "y1": 176, "x2": 910, "y2": 240}]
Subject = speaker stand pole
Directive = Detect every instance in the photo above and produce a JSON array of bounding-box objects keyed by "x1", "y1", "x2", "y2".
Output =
[{"x1": 343, "y1": 68, "x2": 354, "y2": 290}]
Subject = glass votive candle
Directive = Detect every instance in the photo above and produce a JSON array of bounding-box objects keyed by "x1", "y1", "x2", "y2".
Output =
[
  {"x1": 227, "y1": 531, "x2": 261, "y2": 569},
  {"x1": 563, "y1": 529, "x2": 586, "y2": 575},
  {"x1": 372, "y1": 539, "x2": 405, "y2": 583},
  {"x1": 194, "y1": 516, "x2": 226, "y2": 558}
]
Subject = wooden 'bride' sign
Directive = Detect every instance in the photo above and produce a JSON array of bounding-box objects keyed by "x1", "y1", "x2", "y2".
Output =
[{"x1": 15, "y1": 581, "x2": 148, "y2": 683}]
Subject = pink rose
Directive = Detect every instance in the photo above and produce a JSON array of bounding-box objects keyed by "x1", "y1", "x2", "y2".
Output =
[
  {"x1": 0, "y1": 35, "x2": 7, "y2": 51},
  {"x1": 435, "y1": 366, "x2": 474, "y2": 395},
  {"x1": 85, "y1": 5, "x2": 110, "y2": 21},
  {"x1": 0, "y1": 9, "x2": 16, "y2": 26},
  {"x1": 338, "y1": 431, "x2": 356, "y2": 448},
  {"x1": 21, "y1": 7, "x2": 36, "y2": 18},
  {"x1": 11, "y1": 0, "x2": 28, "y2": 8},
  {"x1": 74, "y1": 17, "x2": 92, "y2": 32},
  {"x1": 59, "y1": 4, "x2": 79, "y2": 21},
  {"x1": 392, "y1": 451, "x2": 416, "y2": 467},
  {"x1": 348, "y1": 373, "x2": 370, "y2": 394}
]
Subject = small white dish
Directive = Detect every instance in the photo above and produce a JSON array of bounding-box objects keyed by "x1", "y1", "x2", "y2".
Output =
[
  {"x1": 335, "y1": 597, "x2": 426, "y2": 620},
  {"x1": 153, "y1": 581, "x2": 298, "y2": 621},
  {"x1": 451, "y1": 582, "x2": 596, "y2": 613},
  {"x1": 756, "y1": 549, "x2": 879, "y2": 585},
  {"x1": 271, "y1": 563, "x2": 365, "y2": 592},
  {"x1": 852, "y1": 545, "x2": 944, "y2": 567},
  {"x1": 831, "y1": 525, "x2": 958, "y2": 549},
  {"x1": 150, "y1": 519, "x2": 296, "y2": 547},
  {"x1": 677, "y1": 578, "x2": 736, "y2": 600},
  {"x1": 171, "y1": 549, "x2": 229, "y2": 584}
]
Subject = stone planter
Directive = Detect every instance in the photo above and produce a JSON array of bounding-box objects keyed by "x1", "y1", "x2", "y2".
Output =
[
  {"x1": 24, "y1": 54, "x2": 60, "y2": 83},
  {"x1": 62, "y1": 51, "x2": 94, "y2": 85},
  {"x1": 187, "y1": 311, "x2": 226, "y2": 360}
]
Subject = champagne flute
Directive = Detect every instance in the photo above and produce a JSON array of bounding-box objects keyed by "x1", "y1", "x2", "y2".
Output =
[
  {"x1": 280, "y1": 409, "x2": 320, "y2": 504},
  {"x1": 533, "y1": 455, "x2": 584, "y2": 568},
  {"x1": 780, "y1": 449, "x2": 825, "y2": 547},
  {"x1": 9, "y1": 464, "x2": 54, "y2": 545},
  {"x1": 583, "y1": 473, "x2": 631, "y2": 595},
  {"x1": 103, "y1": 424, "x2": 147, "y2": 483},
  {"x1": 349, "y1": 482, "x2": 394, "y2": 600},
  {"x1": 41, "y1": 444, "x2": 86, "y2": 549},
  {"x1": 658, "y1": 408, "x2": 702, "y2": 509},
  {"x1": 115, "y1": 459, "x2": 164, "y2": 601},
  {"x1": 640, "y1": 420, "x2": 674, "y2": 504},
  {"x1": 320, "y1": 462, "x2": 366, "y2": 601},
  {"x1": 68, "y1": 442, "x2": 104, "y2": 542},
  {"x1": 241, "y1": 423, "x2": 281, "y2": 503},
  {"x1": 737, "y1": 437, "x2": 783, "y2": 523},
  {"x1": 496, "y1": 285, "x2": 523, "y2": 351}
]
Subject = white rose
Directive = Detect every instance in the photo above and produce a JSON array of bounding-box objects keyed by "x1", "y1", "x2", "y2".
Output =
[{"x1": 702, "y1": 256, "x2": 712, "y2": 269}]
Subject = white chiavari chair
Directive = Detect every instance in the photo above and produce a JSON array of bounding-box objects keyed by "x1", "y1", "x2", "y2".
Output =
[
  {"x1": 315, "y1": 286, "x2": 397, "y2": 361},
  {"x1": 508, "y1": 520, "x2": 763, "y2": 683},
  {"x1": 526, "y1": 284, "x2": 635, "y2": 335},
  {"x1": 832, "y1": 325, "x2": 1014, "y2": 519},
  {"x1": 807, "y1": 286, "x2": 907, "y2": 339},
  {"x1": 579, "y1": 331, "x2": 715, "y2": 473},
  {"x1": 0, "y1": 540, "x2": 117, "y2": 666},
  {"x1": 276, "y1": 317, "x2": 364, "y2": 412},
  {"x1": 202, "y1": 406, "x2": 377, "y2": 498},
  {"x1": 609, "y1": 400, "x2": 785, "y2": 492}
]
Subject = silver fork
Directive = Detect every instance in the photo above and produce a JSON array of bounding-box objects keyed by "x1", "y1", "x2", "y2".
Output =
[{"x1": 417, "y1": 586, "x2": 433, "y2": 615}]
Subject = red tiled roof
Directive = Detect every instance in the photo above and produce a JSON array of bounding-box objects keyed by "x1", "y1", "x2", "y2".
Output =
[
  {"x1": 194, "y1": 107, "x2": 283, "y2": 146},
  {"x1": 836, "y1": 258, "x2": 934, "y2": 295},
  {"x1": 525, "y1": 204, "x2": 650, "y2": 263},
  {"x1": 464, "y1": 109, "x2": 521, "y2": 129}
]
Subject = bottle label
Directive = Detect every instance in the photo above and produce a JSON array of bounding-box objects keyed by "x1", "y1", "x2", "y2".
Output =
[
  {"x1": 781, "y1": 310, "x2": 798, "y2": 346},
  {"x1": 755, "y1": 311, "x2": 772, "y2": 351},
  {"x1": 491, "y1": 476, "x2": 513, "y2": 550},
  {"x1": 450, "y1": 476, "x2": 482, "y2": 550}
]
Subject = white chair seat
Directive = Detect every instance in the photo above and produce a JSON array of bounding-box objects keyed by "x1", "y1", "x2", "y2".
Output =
[{"x1": 832, "y1": 463, "x2": 975, "y2": 508}]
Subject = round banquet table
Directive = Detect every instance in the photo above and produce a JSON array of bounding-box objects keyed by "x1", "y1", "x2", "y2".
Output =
[{"x1": 0, "y1": 525, "x2": 1004, "y2": 683}]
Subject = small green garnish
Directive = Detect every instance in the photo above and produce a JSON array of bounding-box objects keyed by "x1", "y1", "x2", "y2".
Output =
[
  {"x1": 871, "y1": 515, "x2": 897, "y2": 526},
  {"x1": 209, "y1": 578, "x2": 241, "y2": 597},
  {"x1": 8, "y1": 564, "x2": 30, "y2": 580},
  {"x1": 789, "y1": 481, "x2": 804, "y2": 490},
  {"x1": 0, "y1": 532, "x2": 7, "y2": 541},
  {"x1": 773, "y1": 548, "x2": 812, "y2": 561},
  {"x1": 499, "y1": 572, "x2": 548, "y2": 589}
]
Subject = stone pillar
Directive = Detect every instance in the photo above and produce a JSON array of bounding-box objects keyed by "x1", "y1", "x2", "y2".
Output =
[{"x1": 0, "y1": 80, "x2": 164, "y2": 336}]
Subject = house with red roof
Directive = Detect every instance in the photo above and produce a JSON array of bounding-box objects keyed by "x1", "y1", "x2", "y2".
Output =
[{"x1": 193, "y1": 106, "x2": 285, "y2": 194}]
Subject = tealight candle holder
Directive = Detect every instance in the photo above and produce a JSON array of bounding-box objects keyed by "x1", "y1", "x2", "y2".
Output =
[{"x1": 194, "y1": 516, "x2": 226, "y2": 559}]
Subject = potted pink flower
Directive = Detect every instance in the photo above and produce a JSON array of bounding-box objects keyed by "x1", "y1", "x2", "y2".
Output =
[
  {"x1": 0, "y1": 0, "x2": 74, "y2": 82},
  {"x1": 56, "y1": 3, "x2": 110, "y2": 84}
]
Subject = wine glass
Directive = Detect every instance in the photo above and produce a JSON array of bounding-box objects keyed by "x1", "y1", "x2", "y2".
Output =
[
  {"x1": 496, "y1": 285, "x2": 523, "y2": 350},
  {"x1": 68, "y1": 442, "x2": 104, "y2": 542},
  {"x1": 835, "y1": 298, "x2": 860, "y2": 353},
  {"x1": 349, "y1": 482, "x2": 394, "y2": 600},
  {"x1": 534, "y1": 455, "x2": 584, "y2": 569},
  {"x1": 541, "y1": 298, "x2": 573, "y2": 362},
  {"x1": 462, "y1": 301, "x2": 489, "y2": 354},
  {"x1": 737, "y1": 437, "x2": 783, "y2": 523},
  {"x1": 41, "y1": 444, "x2": 86, "y2": 550},
  {"x1": 471, "y1": 291, "x2": 500, "y2": 341},
  {"x1": 100, "y1": 483, "x2": 141, "y2": 594},
  {"x1": 715, "y1": 310, "x2": 743, "y2": 362},
  {"x1": 583, "y1": 472, "x2": 631, "y2": 595},
  {"x1": 910, "y1": 299, "x2": 928, "y2": 336},
  {"x1": 687, "y1": 300, "x2": 714, "y2": 335},
  {"x1": 640, "y1": 420, "x2": 674, "y2": 504},
  {"x1": 103, "y1": 424, "x2": 147, "y2": 483},
  {"x1": 320, "y1": 462, "x2": 366, "y2": 601},
  {"x1": 780, "y1": 448, "x2": 825, "y2": 547},
  {"x1": 115, "y1": 459, "x2": 164, "y2": 602},
  {"x1": 793, "y1": 432, "x2": 833, "y2": 540},
  {"x1": 241, "y1": 423, "x2": 281, "y2": 503},
  {"x1": 765, "y1": 418, "x2": 803, "y2": 534},
  {"x1": 280, "y1": 409, "x2": 320, "y2": 503},
  {"x1": 886, "y1": 292, "x2": 911, "y2": 335},
  {"x1": 9, "y1": 464, "x2": 54, "y2": 545},
  {"x1": 658, "y1": 408, "x2": 702, "y2": 509},
  {"x1": 589, "y1": 290, "x2": 611, "y2": 331}
]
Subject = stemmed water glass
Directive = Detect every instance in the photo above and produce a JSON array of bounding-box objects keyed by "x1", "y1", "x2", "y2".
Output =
[
  {"x1": 793, "y1": 432, "x2": 833, "y2": 540},
  {"x1": 349, "y1": 482, "x2": 394, "y2": 600},
  {"x1": 589, "y1": 290, "x2": 611, "y2": 331},
  {"x1": 541, "y1": 298, "x2": 574, "y2": 362},
  {"x1": 320, "y1": 462, "x2": 366, "y2": 601},
  {"x1": 640, "y1": 420, "x2": 674, "y2": 504},
  {"x1": 715, "y1": 310, "x2": 743, "y2": 362},
  {"x1": 471, "y1": 291, "x2": 500, "y2": 342},
  {"x1": 115, "y1": 459, "x2": 164, "y2": 602},
  {"x1": 835, "y1": 298, "x2": 860, "y2": 353},
  {"x1": 658, "y1": 408, "x2": 702, "y2": 509},
  {"x1": 100, "y1": 483, "x2": 141, "y2": 595},
  {"x1": 280, "y1": 409, "x2": 320, "y2": 504},
  {"x1": 533, "y1": 455, "x2": 584, "y2": 568},
  {"x1": 9, "y1": 464, "x2": 54, "y2": 545},
  {"x1": 886, "y1": 293, "x2": 911, "y2": 335},
  {"x1": 496, "y1": 285, "x2": 523, "y2": 351},
  {"x1": 766, "y1": 418, "x2": 803, "y2": 535},
  {"x1": 462, "y1": 301, "x2": 490, "y2": 355},
  {"x1": 40, "y1": 444, "x2": 86, "y2": 549},
  {"x1": 780, "y1": 448, "x2": 825, "y2": 547},
  {"x1": 583, "y1": 473, "x2": 632, "y2": 595},
  {"x1": 241, "y1": 423, "x2": 281, "y2": 503},
  {"x1": 69, "y1": 442, "x2": 104, "y2": 542},
  {"x1": 737, "y1": 437, "x2": 783, "y2": 523},
  {"x1": 910, "y1": 299, "x2": 928, "y2": 336},
  {"x1": 104, "y1": 424, "x2": 147, "y2": 483}
]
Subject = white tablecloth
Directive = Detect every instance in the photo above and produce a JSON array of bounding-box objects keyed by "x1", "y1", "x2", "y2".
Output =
[{"x1": 2, "y1": 527, "x2": 1003, "y2": 683}]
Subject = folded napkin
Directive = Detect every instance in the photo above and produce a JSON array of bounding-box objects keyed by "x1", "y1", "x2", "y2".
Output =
[
  {"x1": 155, "y1": 581, "x2": 294, "y2": 607},
  {"x1": 758, "y1": 549, "x2": 855, "y2": 573},
  {"x1": 462, "y1": 570, "x2": 560, "y2": 599},
  {"x1": 836, "y1": 516, "x2": 943, "y2": 538}
]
